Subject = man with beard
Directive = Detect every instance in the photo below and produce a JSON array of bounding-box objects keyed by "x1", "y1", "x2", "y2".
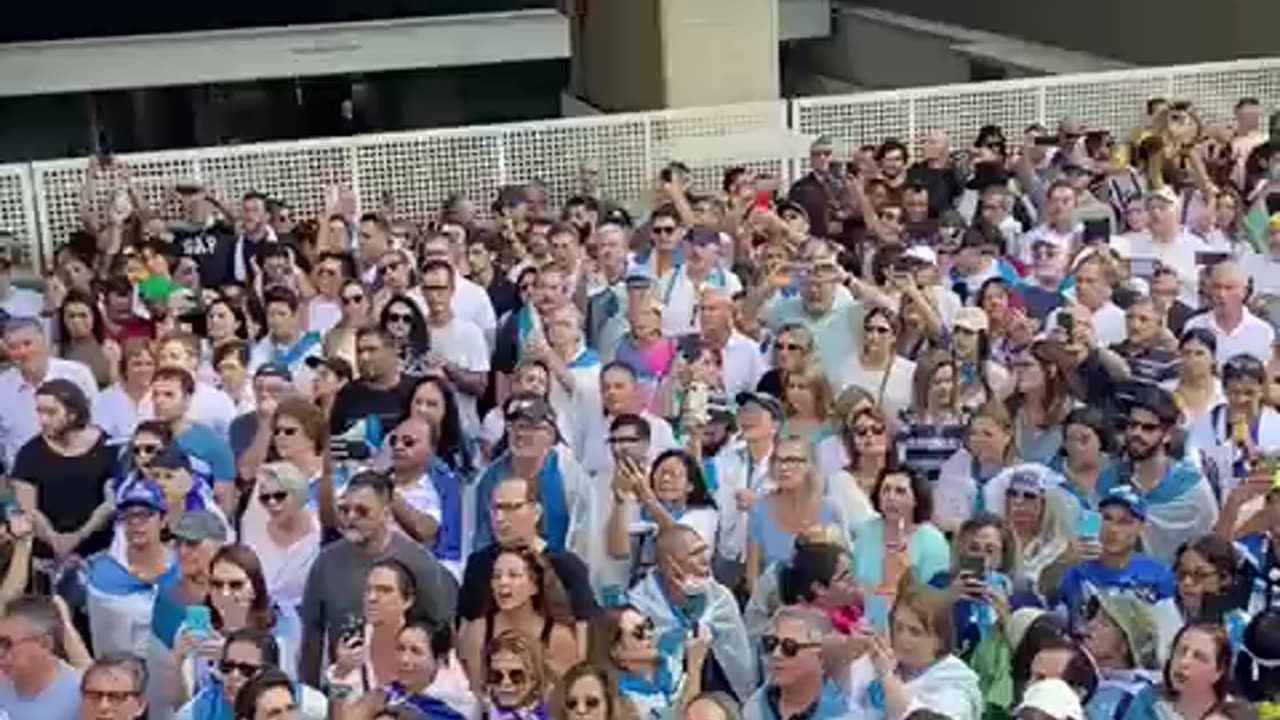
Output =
[{"x1": 298, "y1": 472, "x2": 457, "y2": 685}]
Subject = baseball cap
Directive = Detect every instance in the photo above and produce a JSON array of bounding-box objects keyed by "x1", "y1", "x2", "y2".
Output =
[
  {"x1": 1006, "y1": 465, "x2": 1049, "y2": 496},
  {"x1": 777, "y1": 200, "x2": 809, "y2": 223},
  {"x1": 1016, "y1": 679, "x2": 1084, "y2": 720},
  {"x1": 116, "y1": 480, "x2": 166, "y2": 513},
  {"x1": 171, "y1": 510, "x2": 229, "y2": 544},
  {"x1": 707, "y1": 390, "x2": 734, "y2": 422},
  {"x1": 903, "y1": 245, "x2": 937, "y2": 266},
  {"x1": 1030, "y1": 233, "x2": 1070, "y2": 255},
  {"x1": 255, "y1": 363, "x2": 293, "y2": 383},
  {"x1": 953, "y1": 307, "x2": 990, "y2": 334},
  {"x1": 1099, "y1": 485, "x2": 1147, "y2": 521},
  {"x1": 602, "y1": 206, "x2": 633, "y2": 229},
  {"x1": 151, "y1": 445, "x2": 192, "y2": 472},
  {"x1": 1089, "y1": 592, "x2": 1157, "y2": 670},
  {"x1": 1144, "y1": 187, "x2": 1179, "y2": 206},
  {"x1": 735, "y1": 391, "x2": 784, "y2": 422},
  {"x1": 505, "y1": 395, "x2": 557, "y2": 426},
  {"x1": 305, "y1": 355, "x2": 354, "y2": 381}
]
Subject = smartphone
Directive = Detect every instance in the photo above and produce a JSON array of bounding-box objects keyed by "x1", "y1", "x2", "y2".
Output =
[
  {"x1": 1195, "y1": 251, "x2": 1230, "y2": 266},
  {"x1": 1057, "y1": 311, "x2": 1075, "y2": 338},
  {"x1": 185, "y1": 605, "x2": 213, "y2": 637},
  {"x1": 1130, "y1": 256, "x2": 1158, "y2": 278},
  {"x1": 339, "y1": 614, "x2": 365, "y2": 646},
  {"x1": 677, "y1": 334, "x2": 702, "y2": 363},
  {"x1": 1076, "y1": 510, "x2": 1102, "y2": 540},
  {"x1": 958, "y1": 553, "x2": 986, "y2": 578}
]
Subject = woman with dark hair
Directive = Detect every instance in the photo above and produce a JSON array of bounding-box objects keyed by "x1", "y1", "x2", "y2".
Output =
[
  {"x1": 57, "y1": 290, "x2": 113, "y2": 388},
  {"x1": 1009, "y1": 611, "x2": 1073, "y2": 702},
  {"x1": 178, "y1": 627, "x2": 327, "y2": 720},
  {"x1": 592, "y1": 606, "x2": 708, "y2": 720},
  {"x1": 1235, "y1": 607, "x2": 1280, "y2": 708},
  {"x1": 1155, "y1": 623, "x2": 1233, "y2": 720},
  {"x1": 950, "y1": 306, "x2": 1013, "y2": 413},
  {"x1": 233, "y1": 666, "x2": 297, "y2": 720},
  {"x1": 607, "y1": 448, "x2": 718, "y2": 581},
  {"x1": 838, "y1": 306, "x2": 917, "y2": 419},
  {"x1": 827, "y1": 406, "x2": 891, "y2": 534},
  {"x1": 328, "y1": 559, "x2": 423, "y2": 697},
  {"x1": 1172, "y1": 535, "x2": 1243, "y2": 624},
  {"x1": 403, "y1": 375, "x2": 476, "y2": 479},
  {"x1": 1008, "y1": 341, "x2": 1077, "y2": 463},
  {"x1": 380, "y1": 296, "x2": 431, "y2": 379},
  {"x1": 897, "y1": 350, "x2": 967, "y2": 483},
  {"x1": 1174, "y1": 329, "x2": 1223, "y2": 428},
  {"x1": 323, "y1": 278, "x2": 372, "y2": 367},
  {"x1": 744, "y1": 528, "x2": 862, "y2": 638},
  {"x1": 332, "y1": 619, "x2": 478, "y2": 720},
  {"x1": 202, "y1": 295, "x2": 249, "y2": 379},
  {"x1": 12, "y1": 378, "x2": 116, "y2": 560},
  {"x1": 1050, "y1": 407, "x2": 1119, "y2": 511},
  {"x1": 458, "y1": 546, "x2": 578, "y2": 690},
  {"x1": 850, "y1": 469, "x2": 950, "y2": 631},
  {"x1": 976, "y1": 277, "x2": 1021, "y2": 365}
]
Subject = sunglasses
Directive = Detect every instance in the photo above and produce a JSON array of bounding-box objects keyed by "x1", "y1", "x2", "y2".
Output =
[
  {"x1": 210, "y1": 578, "x2": 248, "y2": 593},
  {"x1": 1006, "y1": 489, "x2": 1041, "y2": 502},
  {"x1": 133, "y1": 443, "x2": 160, "y2": 456},
  {"x1": 488, "y1": 668, "x2": 527, "y2": 686},
  {"x1": 853, "y1": 425, "x2": 885, "y2": 437},
  {"x1": 258, "y1": 491, "x2": 288, "y2": 506},
  {"x1": 607, "y1": 435, "x2": 640, "y2": 445},
  {"x1": 82, "y1": 689, "x2": 140, "y2": 705},
  {"x1": 342, "y1": 294, "x2": 365, "y2": 305},
  {"x1": 761, "y1": 634, "x2": 820, "y2": 658},
  {"x1": 273, "y1": 426, "x2": 299, "y2": 437},
  {"x1": 567, "y1": 696, "x2": 603, "y2": 712},
  {"x1": 422, "y1": 284, "x2": 451, "y2": 292},
  {"x1": 218, "y1": 659, "x2": 262, "y2": 678},
  {"x1": 390, "y1": 434, "x2": 417, "y2": 449},
  {"x1": 651, "y1": 226, "x2": 678, "y2": 235},
  {"x1": 776, "y1": 342, "x2": 807, "y2": 352},
  {"x1": 387, "y1": 313, "x2": 413, "y2": 323},
  {"x1": 625, "y1": 618, "x2": 655, "y2": 641}
]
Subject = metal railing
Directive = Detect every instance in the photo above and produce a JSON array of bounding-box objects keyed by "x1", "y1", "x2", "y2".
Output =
[{"x1": 4, "y1": 56, "x2": 1280, "y2": 274}]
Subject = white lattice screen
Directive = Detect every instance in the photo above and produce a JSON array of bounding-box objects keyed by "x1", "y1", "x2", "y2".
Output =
[{"x1": 11, "y1": 57, "x2": 1280, "y2": 274}]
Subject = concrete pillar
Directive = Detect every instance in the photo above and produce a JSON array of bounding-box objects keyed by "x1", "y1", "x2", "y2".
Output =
[{"x1": 570, "y1": 0, "x2": 779, "y2": 112}]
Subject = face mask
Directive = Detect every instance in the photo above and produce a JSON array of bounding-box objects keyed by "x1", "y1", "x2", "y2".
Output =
[{"x1": 682, "y1": 576, "x2": 710, "y2": 596}]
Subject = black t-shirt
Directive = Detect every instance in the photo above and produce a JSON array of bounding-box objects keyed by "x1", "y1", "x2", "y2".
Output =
[
  {"x1": 329, "y1": 376, "x2": 419, "y2": 435},
  {"x1": 457, "y1": 545, "x2": 598, "y2": 621},
  {"x1": 905, "y1": 163, "x2": 962, "y2": 217},
  {"x1": 492, "y1": 313, "x2": 522, "y2": 375},
  {"x1": 172, "y1": 220, "x2": 237, "y2": 289},
  {"x1": 12, "y1": 432, "x2": 117, "y2": 558}
]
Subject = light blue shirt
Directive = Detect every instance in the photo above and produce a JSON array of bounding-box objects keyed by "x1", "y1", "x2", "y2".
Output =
[
  {"x1": 0, "y1": 660, "x2": 80, "y2": 720},
  {"x1": 761, "y1": 290, "x2": 861, "y2": 382}
]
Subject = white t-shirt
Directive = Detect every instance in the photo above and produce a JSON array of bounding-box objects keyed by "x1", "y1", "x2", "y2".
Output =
[
  {"x1": 719, "y1": 332, "x2": 768, "y2": 398},
  {"x1": 1127, "y1": 229, "x2": 1206, "y2": 306},
  {"x1": 307, "y1": 296, "x2": 343, "y2": 335},
  {"x1": 452, "y1": 277, "x2": 497, "y2": 350},
  {"x1": 655, "y1": 266, "x2": 743, "y2": 337},
  {"x1": 1183, "y1": 310, "x2": 1276, "y2": 367},
  {"x1": 1242, "y1": 253, "x2": 1280, "y2": 297},
  {"x1": 137, "y1": 380, "x2": 237, "y2": 438},
  {"x1": 838, "y1": 355, "x2": 917, "y2": 420},
  {"x1": 426, "y1": 317, "x2": 491, "y2": 434},
  {"x1": 93, "y1": 383, "x2": 144, "y2": 444}
]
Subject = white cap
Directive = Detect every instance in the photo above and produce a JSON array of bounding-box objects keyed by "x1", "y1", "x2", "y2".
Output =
[
  {"x1": 1017, "y1": 679, "x2": 1084, "y2": 720},
  {"x1": 903, "y1": 245, "x2": 938, "y2": 266}
]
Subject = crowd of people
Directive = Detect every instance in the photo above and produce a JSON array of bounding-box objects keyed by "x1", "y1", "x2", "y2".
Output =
[{"x1": 0, "y1": 93, "x2": 1278, "y2": 720}]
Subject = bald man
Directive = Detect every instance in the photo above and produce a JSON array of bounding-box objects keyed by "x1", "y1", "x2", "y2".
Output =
[{"x1": 1183, "y1": 261, "x2": 1274, "y2": 367}]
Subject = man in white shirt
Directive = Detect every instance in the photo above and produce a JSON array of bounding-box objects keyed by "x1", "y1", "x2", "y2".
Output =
[
  {"x1": 140, "y1": 331, "x2": 237, "y2": 437},
  {"x1": 1050, "y1": 251, "x2": 1127, "y2": 347},
  {"x1": 581, "y1": 362, "x2": 677, "y2": 476},
  {"x1": 1184, "y1": 261, "x2": 1274, "y2": 366},
  {"x1": 1020, "y1": 181, "x2": 1081, "y2": 264},
  {"x1": 250, "y1": 286, "x2": 321, "y2": 393},
  {"x1": 0, "y1": 317, "x2": 97, "y2": 469},
  {"x1": 698, "y1": 288, "x2": 765, "y2": 397},
  {"x1": 530, "y1": 303, "x2": 600, "y2": 456},
  {"x1": 657, "y1": 227, "x2": 742, "y2": 337},
  {"x1": 420, "y1": 260, "x2": 490, "y2": 434},
  {"x1": 419, "y1": 234, "x2": 497, "y2": 350},
  {"x1": 0, "y1": 248, "x2": 42, "y2": 322},
  {"x1": 1127, "y1": 187, "x2": 1205, "y2": 306}
]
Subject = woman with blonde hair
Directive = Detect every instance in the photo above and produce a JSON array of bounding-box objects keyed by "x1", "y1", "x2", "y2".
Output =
[
  {"x1": 781, "y1": 361, "x2": 843, "y2": 474},
  {"x1": 980, "y1": 465, "x2": 1074, "y2": 595},
  {"x1": 483, "y1": 629, "x2": 552, "y2": 720},
  {"x1": 745, "y1": 433, "x2": 840, "y2": 593},
  {"x1": 757, "y1": 323, "x2": 816, "y2": 398}
]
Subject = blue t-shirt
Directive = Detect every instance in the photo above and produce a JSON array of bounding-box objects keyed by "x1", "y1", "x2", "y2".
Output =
[
  {"x1": 177, "y1": 423, "x2": 236, "y2": 485},
  {"x1": 0, "y1": 661, "x2": 80, "y2": 720},
  {"x1": 1052, "y1": 553, "x2": 1175, "y2": 630},
  {"x1": 747, "y1": 498, "x2": 838, "y2": 568}
]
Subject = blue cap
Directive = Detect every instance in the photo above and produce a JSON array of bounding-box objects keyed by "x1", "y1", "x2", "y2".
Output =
[
  {"x1": 150, "y1": 445, "x2": 191, "y2": 472},
  {"x1": 1099, "y1": 485, "x2": 1146, "y2": 521},
  {"x1": 687, "y1": 227, "x2": 720, "y2": 246},
  {"x1": 116, "y1": 480, "x2": 167, "y2": 513}
]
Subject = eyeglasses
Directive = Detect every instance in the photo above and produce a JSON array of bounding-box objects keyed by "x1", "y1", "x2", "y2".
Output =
[
  {"x1": 338, "y1": 504, "x2": 372, "y2": 519},
  {"x1": 387, "y1": 313, "x2": 413, "y2": 323},
  {"x1": 218, "y1": 659, "x2": 263, "y2": 678},
  {"x1": 82, "y1": 688, "x2": 140, "y2": 705},
  {"x1": 258, "y1": 491, "x2": 288, "y2": 506},
  {"x1": 567, "y1": 696, "x2": 604, "y2": 712},
  {"x1": 864, "y1": 325, "x2": 893, "y2": 335},
  {"x1": 651, "y1": 226, "x2": 678, "y2": 235},
  {"x1": 761, "y1": 634, "x2": 820, "y2": 658},
  {"x1": 389, "y1": 434, "x2": 417, "y2": 449},
  {"x1": 133, "y1": 443, "x2": 160, "y2": 456},
  {"x1": 488, "y1": 668, "x2": 528, "y2": 686},
  {"x1": 342, "y1": 294, "x2": 365, "y2": 305},
  {"x1": 273, "y1": 426, "x2": 299, "y2": 437},
  {"x1": 120, "y1": 508, "x2": 158, "y2": 523},
  {"x1": 210, "y1": 578, "x2": 248, "y2": 593},
  {"x1": 625, "y1": 618, "x2": 655, "y2": 641}
]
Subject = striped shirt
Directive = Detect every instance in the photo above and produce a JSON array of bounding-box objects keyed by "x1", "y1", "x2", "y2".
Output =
[{"x1": 896, "y1": 411, "x2": 967, "y2": 483}]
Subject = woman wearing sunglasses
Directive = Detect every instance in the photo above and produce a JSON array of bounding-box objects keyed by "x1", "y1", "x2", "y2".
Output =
[
  {"x1": 459, "y1": 546, "x2": 578, "y2": 691},
  {"x1": 379, "y1": 297, "x2": 432, "y2": 379},
  {"x1": 551, "y1": 663, "x2": 629, "y2": 720},
  {"x1": 484, "y1": 629, "x2": 551, "y2": 720},
  {"x1": 847, "y1": 581, "x2": 982, "y2": 720},
  {"x1": 838, "y1": 306, "x2": 917, "y2": 421},
  {"x1": 828, "y1": 405, "x2": 890, "y2": 535},
  {"x1": 177, "y1": 628, "x2": 327, "y2": 720},
  {"x1": 331, "y1": 619, "x2": 477, "y2": 720},
  {"x1": 173, "y1": 545, "x2": 301, "y2": 707},
  {"x1": 757, "y1": 323, "x2": 815, "y2": 398},
  {"x1": 979, "y1": 465, "x2": 1074, "y2": 594},
  {"x1": 323, "y1": 278, "x2": 372, "y2": 368},
  {"x1": 239, "y1": 461, "x2": 321, "y2": 613},
  {"x1": 593, "y1": 605, "x2": 709, "y2": 720}
]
